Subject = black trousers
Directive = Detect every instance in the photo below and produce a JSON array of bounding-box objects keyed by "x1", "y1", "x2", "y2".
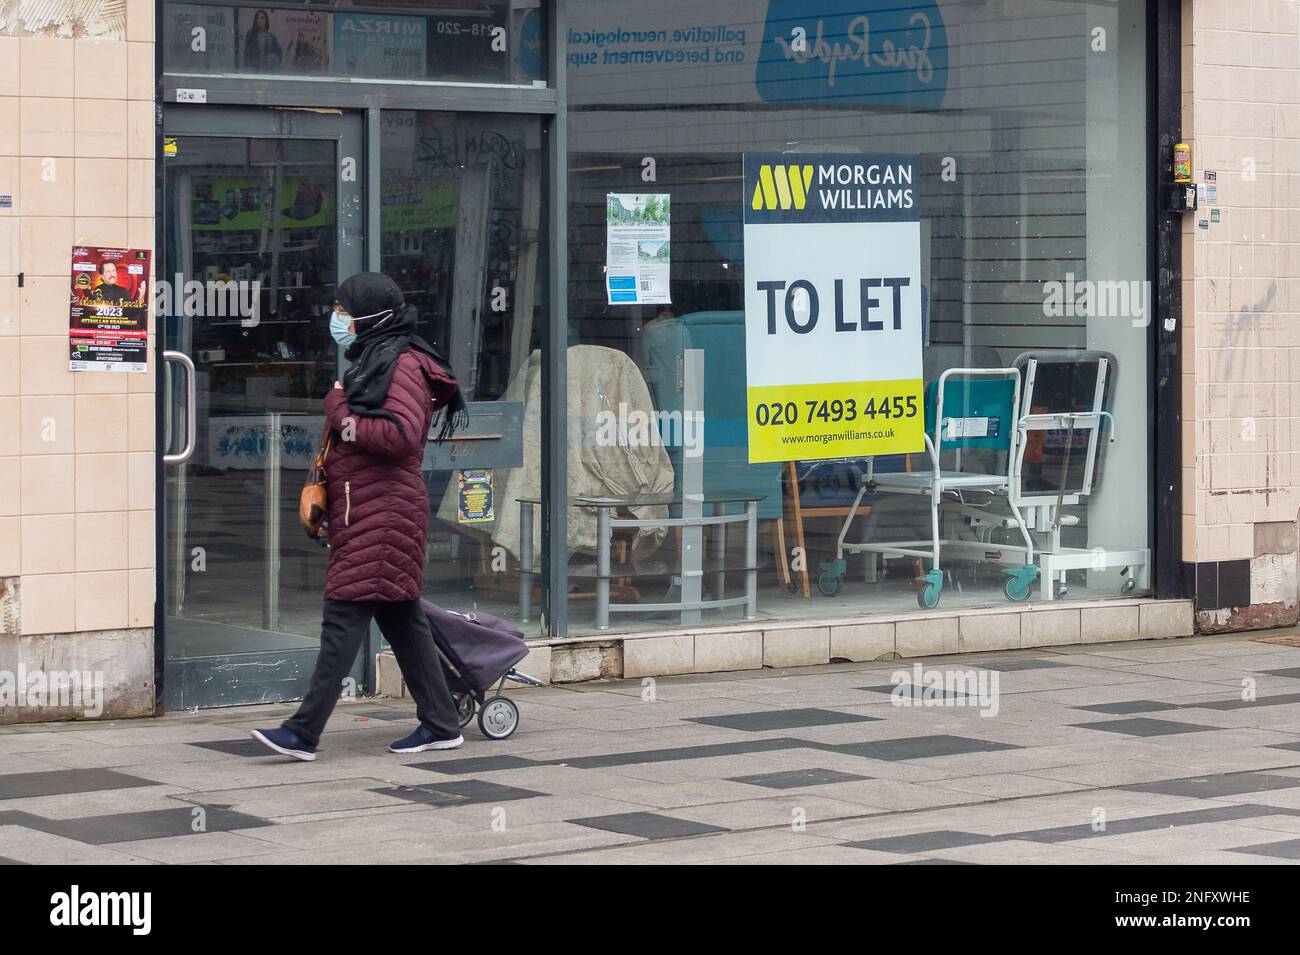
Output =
[{"x1": 284, "y1": 599, "x2": 461, "y2": 747}]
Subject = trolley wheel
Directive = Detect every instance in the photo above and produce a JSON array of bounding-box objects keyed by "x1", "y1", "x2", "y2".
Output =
[
  {"x1": 916, "y1": 581, "x2": 941, "y2": 609},
  {"x1": 1120, "y1": 577, "x2": 1137, "y2": 595},
  {"x1": 1004, "y1": 576, "x2": 1032, "y2": 602},
  {"x1": 914, "y1": 569, "x2": 943, "y2": 610},
  {"x1": 477, "y1": 696, "x2": 520, "y2": 740},
  {"x1": 454, "y1": 692, "x2": 475, "y2": 728},
  {"x1": 817, "y1": 559, "x2": 846, "y2": 597}
]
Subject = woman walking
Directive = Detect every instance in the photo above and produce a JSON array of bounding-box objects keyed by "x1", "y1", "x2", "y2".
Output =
[{"x1": 253, "y1": 273, "x2": 468, "y2": 761}]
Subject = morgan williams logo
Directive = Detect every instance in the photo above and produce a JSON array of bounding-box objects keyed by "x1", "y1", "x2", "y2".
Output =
[
  {"x1": 750, "y1": 159, "x2": 916, "y2": 214},
  {"x1": 751, "y1": 163, "x2": 814, "y2": 211}
]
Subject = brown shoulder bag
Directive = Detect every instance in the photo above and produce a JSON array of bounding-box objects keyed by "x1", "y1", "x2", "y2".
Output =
[{"x1": 299, "y1": 424, "x2": 332, "y2": 539}]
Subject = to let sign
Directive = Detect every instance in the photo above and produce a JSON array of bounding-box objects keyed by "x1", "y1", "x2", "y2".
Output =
[{"x1": 742, "y1": 152, "x2": 925, "y2": 463}]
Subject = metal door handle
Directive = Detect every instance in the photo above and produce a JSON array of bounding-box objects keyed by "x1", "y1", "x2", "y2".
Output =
[{"x1": 164, "y1": 350, "x2": 196, "y2": 466}]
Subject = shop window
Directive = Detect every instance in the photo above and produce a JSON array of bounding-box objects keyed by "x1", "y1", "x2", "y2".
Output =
[
  {"x1": 558, "y1": 0, "x2": 1153, "y2": 633},
  {"x1": 379, "y1": 111, "x2": 546, "y2": 635}
]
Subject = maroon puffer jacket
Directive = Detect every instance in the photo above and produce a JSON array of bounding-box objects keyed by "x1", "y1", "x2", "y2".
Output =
[{"x1": 321, "y1": 349, "x2": 458, "y2": 602}]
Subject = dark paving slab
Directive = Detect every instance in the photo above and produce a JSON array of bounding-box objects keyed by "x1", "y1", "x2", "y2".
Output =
[
  {"x1": 364, "y1": 785, "x2": 467, "y2": 807},
  {"x1": 687, "y1": 708, "x2": 878, "y2": 731},
  {"x1": 895, "y1": 857, "x2": 979, "y2": 864},
  {"x1": 1071, "y1": 700, "x2": 1183, "y2": 715},
  {"x1": 551, "y1": 737, "x2": 804, "y2": 769},
  {"x1": 409, "y1": 754, "x2": 540, "y2": 775},
  {"x1": 189, "y1": 739, "x2": 269, "y2": 757},
  {"x1": 0, "y1": 807, "x2": 270, "y2": 844},
  {"x1": 831, "y1": 804, "x2": 1300, "y2": 858},
  {"x1": 1005, "y1": 804, "x2": 1295, "y2": 844},
  {"x1": 1069, "y1": 717, "x2": 1219, "y2": 736},
  {"x1": 1266, "y1": 741, "x2": 1300, "y2": 753},
  {"x1": 1189, "y1": 692, "x2": 1300, "y2": 710},
  {"x1": 1260, "y1": 668, "x2": 1300, "y2": 679},
  {"x1": 417, "y1": 779, "x2": 544, "y2": 803},
  {"x1": 729, "y1": 768, "x2": 870, "y2": 789},
  {"x1": 570, "y1": 811, "x2": 728, "y2": 840},
  {"x1": 845, "y1": 830, "x2": 994, "y2": 853},
  {"x1": 824, "y1": 735, "x2": 1021, "y2": 761},
  {"x1": 973, "y1": 659, "x2": 1072, "y2": 672},
  {"x1": 1119, "y1": 772, "x2": 1300, "y2": 799},
  {"x1": 0, "y1": 768, "x2": 160, "y2": 800},
  {"x1": 1227, "y1": 838, "x2": 1300, "y2": 860},
  {"x1": 859, "y1": 684, "x2": 974, "y2": 701},
  {"x1": 370, "y1": 779, "x2": 544, "y2": 807}
]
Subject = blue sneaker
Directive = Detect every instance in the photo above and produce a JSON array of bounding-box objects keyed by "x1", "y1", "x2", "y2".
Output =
[
  {"x1": 251, "y1": 726, "x2": 317, "y2": 761},
  {"x1": 389, "y1": 725, "x2": 464, "y2": 754}
]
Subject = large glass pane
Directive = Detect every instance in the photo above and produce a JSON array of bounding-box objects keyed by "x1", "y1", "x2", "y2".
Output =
[
  {"x1": 163, "y1": 1, "x2": 547, "y2": 86},
  {"x1": 564, "y1": 0, "x2": 1152, "y2": 633},
  {"x1": 162, "y1": 131, "x2": 359, "y2": 707},
  {"x1": 380, "y1": 111, "x2": 545, "y2": 636}
]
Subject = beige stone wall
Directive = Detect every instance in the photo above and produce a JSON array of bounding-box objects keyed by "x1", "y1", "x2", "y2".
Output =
[
  {"x1": 1183, "y1": 0, "x2": 1300, "y2": 624},
  {"x1": 0, "y1": 0, "x2": 156, "y2": 718}
]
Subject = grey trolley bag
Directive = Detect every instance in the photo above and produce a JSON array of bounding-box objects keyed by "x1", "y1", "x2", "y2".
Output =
[{"x1": 420, "y1": 599, "x2": 543, "y2": 740}]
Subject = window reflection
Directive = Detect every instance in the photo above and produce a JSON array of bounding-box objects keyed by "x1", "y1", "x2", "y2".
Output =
[{"x1": 163, "y1": 0, "x2": 547, "y2": 85}]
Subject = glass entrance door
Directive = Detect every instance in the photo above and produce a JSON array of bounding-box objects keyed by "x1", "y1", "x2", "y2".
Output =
[
  {"x1": 161, "y1": 108, "x2": 363, "y2": 709},
  {"x1": 160, "y1": 107, "x2": 546, "y2": 710}
]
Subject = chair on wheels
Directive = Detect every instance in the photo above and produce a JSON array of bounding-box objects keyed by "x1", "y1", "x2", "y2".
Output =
[
  {"x1": 818, "y1": 367, "x2": 1038, "y2": 608},
  {"x1": 997, "y1": 350, "x2": 1146, "y2": 599},
  {"x1": 916, "y1": 351, "x2": 1147, "y2": 601}
]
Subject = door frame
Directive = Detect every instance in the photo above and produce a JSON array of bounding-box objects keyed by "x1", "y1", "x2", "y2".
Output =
[
  {"x1": 153, "y1": 2, "x2": 571, "y2": 713},
  {"x1": 157, "y1": 107, "x2": 365, "y2": 711}
]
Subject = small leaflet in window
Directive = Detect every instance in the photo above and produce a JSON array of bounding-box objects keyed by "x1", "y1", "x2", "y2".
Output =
[{"x1": 605, "y1": 193, "x2": 671, "y2": 305}]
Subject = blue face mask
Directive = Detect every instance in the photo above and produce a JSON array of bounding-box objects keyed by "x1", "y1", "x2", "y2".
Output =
[{"x1": 330, "y1": 309, "x2": 356, "y2": 347}]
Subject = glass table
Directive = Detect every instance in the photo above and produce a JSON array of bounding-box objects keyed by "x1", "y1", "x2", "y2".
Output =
[{"x1": 517, "y1": 491, "x2": 765, "y2": 630}]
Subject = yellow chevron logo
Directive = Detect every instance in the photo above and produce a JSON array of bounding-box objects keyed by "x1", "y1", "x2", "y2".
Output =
[{"x1": 751, "y1": 163, "x2": 814, "y2": 211}]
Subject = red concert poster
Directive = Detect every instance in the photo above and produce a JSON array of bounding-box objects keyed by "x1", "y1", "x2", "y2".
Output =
[{"x1": 68, "y1": 246, "x2": 152, "y2": 373}]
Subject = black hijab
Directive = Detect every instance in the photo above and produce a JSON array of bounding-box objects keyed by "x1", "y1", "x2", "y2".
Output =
[{"x1": 336, "y1": 272, "x2": 467, "y2": 443}]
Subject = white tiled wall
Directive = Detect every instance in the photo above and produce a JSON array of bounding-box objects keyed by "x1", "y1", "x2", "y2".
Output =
[
  {"x1": 0, "y1": 0, "x2": 156, "y2": 642},
  {"x1": 1183, "y1": 0, "x2": 1300, "y2": 577}
]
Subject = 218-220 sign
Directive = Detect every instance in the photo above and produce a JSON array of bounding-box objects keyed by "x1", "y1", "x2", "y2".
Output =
[{"x1": 753, "y1": 394, "x2": 919, "y2": 427}]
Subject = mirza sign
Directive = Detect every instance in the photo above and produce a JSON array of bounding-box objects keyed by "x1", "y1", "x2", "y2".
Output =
[{"x1": 743, "y1": 153, "x2": 924, "y2": 463}]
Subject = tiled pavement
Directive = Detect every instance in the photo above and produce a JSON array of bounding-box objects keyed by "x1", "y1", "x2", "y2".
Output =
[{"x1": 5, "y1": 632, "x2": 1300, "y2": 864}]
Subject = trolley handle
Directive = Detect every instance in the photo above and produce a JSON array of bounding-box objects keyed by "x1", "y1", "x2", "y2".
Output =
[{"x1": 1017, "y1": 410, "x2": 1116, "y2": 443}]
